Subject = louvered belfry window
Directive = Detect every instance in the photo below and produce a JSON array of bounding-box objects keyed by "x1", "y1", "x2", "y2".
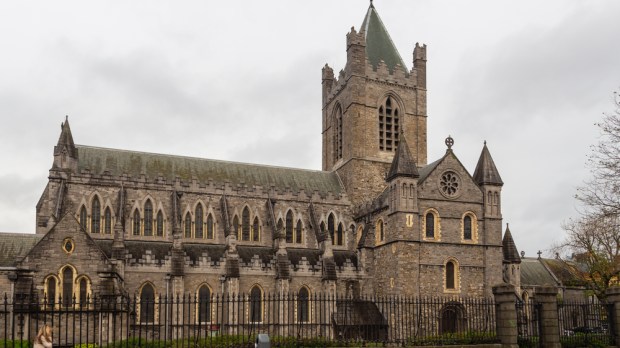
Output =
[{"x1": 379, "y1": 96, "x2": 399, "y2": 151}]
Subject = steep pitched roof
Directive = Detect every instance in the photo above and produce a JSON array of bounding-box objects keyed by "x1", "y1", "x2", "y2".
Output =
[
  {"x1": 360, "y1": 3, "x2": 408, "y2": 74},
  {"x1": 472, "y1": 142, "x2": 503, "y2": 186},
  {"x1": 386, "y1": 135, "x2": 419, "y2": 181},
  {"x1": 76, "y1": 145, "x2": 344, "y2": 196},
  {"x1": 502, "y1": 225, "x2": 521, "y2": 263},
  {"x1": 521, "y1": 257, "x2": 559, "y2": 286},
  {"x1": 54, "y1": 116, "x2": 77, "y2": 158},
  {"x1": 0, "y1": 233, "x2": 41, "y2": 267}
]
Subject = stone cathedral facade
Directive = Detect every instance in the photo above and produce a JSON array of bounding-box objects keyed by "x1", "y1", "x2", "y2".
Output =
[{"x1": 0, "y1": 4, "x2": 512, "y2": 303}]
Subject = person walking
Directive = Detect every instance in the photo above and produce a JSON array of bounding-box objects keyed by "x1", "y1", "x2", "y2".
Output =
[{"x1": 33, "y1": 325, "x2": 52, "y2": 348}]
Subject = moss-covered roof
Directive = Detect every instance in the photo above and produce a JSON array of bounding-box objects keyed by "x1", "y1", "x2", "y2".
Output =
[
  {"x1": 361, "y1": 3, "x2": 408, "y2": 74},
  {"x1": 76, "y1": 145, "x2": 343, "y2": 196},
  {"x1": 0, "y1": 233, "x2": 41, "y2": 267}
]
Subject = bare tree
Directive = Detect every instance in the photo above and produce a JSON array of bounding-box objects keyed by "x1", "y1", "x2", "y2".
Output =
[{"x1": 559, "y1": 91, "x2": 620, "y2": 299}]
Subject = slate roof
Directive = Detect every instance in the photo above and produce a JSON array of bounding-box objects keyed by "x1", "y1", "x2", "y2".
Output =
[
  {"x1": 360, "y1": 3, "x2": 408, "y2": 74},
  {"x1": 76, "y1": 145, "x2": 343, "y2": 196},
  {"x1": 386, "y1": 135, "x2": 419, "y2": 181},
  {"x1": 541, "y1": 258, "x2": 588, "y2": 287},
  {"x1": 472, "y1": 143, "x2": 503, "y2": 186},
  {"x1": 520, "y1": 257, "x2": 559, "y2": 286},
  {"x1": 184, "y1": 243, "x2": 226, "y2": 265},
  {"x1": 0, "y1": 233, "x2": 41, "y2": 267},
  {"x1": 334, "y1": 250, "x2": 358, "y2": 268},
  {"x1": 288, "y1": 248, "x2": 321, "y2": 267},
  {"x1": 418, "y1": 157, "x2": 442, "y2": 182},
  {"x1": 237, "y1": 246, "x2": 273, "y2": 266}
]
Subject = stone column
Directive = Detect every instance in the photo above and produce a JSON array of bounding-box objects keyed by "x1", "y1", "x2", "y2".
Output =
[
  {"x1": 492, "y1": 284, "x2": 518, "y2": 348},
  {"x1": 535, "y1": 286, "x2": 560, "y2": 348},
  {"x1": 605, "y1": 287, "x2": 620, "y2": 344}
]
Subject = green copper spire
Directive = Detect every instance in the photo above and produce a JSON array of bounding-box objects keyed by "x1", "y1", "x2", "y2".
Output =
[{"x1": 360, "y1": 3, "x2": 408, "y2": 74}]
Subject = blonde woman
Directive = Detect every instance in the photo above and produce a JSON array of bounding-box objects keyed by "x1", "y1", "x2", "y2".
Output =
[{"x1": 33, "y1": 325, "x2": 52, "y2": 348}]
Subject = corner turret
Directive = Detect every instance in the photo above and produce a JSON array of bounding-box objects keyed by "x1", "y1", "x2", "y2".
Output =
[
  {"x1": 502, "y1": 224, "x2": 521, "y2": 292},
  {"x1": 386, "y1": 134, "x2": 419, "y2": 214},
  {"x1": 52, "y1": 116, "x2": 78, "y2": 174},
  {"x1": 473, "y1": 141, "x2": 503, "y2": 218}
]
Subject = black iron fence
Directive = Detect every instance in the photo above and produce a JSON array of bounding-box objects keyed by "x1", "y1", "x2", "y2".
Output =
[
  {"x1": 558, "y1": 299, "x2": 614, "y2": 347},
  {"x1": 516, "y1": 299, "x2": 541, "y2": 348},
  {"x1": 1, "y1": 293, "x2": 498, "y2": 347}
]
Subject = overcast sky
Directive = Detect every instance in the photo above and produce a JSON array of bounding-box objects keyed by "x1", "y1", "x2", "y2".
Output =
[{"x1": 0, "y1": 0, "x2": 619, "y2": 258}]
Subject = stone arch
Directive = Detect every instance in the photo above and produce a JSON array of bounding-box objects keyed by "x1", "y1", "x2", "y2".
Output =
[{"x1": 439, "y1": 301, "x2": 466, "y2": 334}]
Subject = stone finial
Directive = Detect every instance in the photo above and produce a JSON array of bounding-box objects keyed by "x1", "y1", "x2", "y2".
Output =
[{"x1": 445, "y1": 135, "x2": 454, "y2": 150}]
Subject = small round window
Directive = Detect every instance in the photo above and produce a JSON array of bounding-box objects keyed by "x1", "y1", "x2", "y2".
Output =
[
  {"x1": 62, "y1": 238, "x2": 74, "y2": 254},
  {"x1": 439, "y1": 171, "x2": 461, "y2": 198}
]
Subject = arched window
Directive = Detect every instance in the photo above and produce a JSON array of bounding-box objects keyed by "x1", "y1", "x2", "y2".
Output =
[
  {"x1": 336, "y1": 223, "x2": 343, "y2": 246},
  {"x1": 250, "y1": 286, "x2": 262, "y2": 322},
  {"x1": 446, "y1": 261, "x2": 457, "y2": 290},
  {"x1": 156, "y1": 211, "x2": 164, "y2": 237},
  {"x1": 252, "y1": 217, "x2": 260, "y2": 242},
  {"x1": 378, "y1": 96, "x2": 400, "y2": 152},
  {"x1": 198, "y1": 285, "x2": 211, "y2": 323},
  {"x1": 207, "y1": 214, "x2": 214, "y2": 239},
  {"x1": 79, "y1": 206, "x2": 87, "y2": 231},
  {"x1": 46, "y1": 277, "x2": 57, "y2": 307},
  {"x1": 425, "y1": 212, "x2": 435, "y2": 238},
  {"x1": 79, "y1": 277, "x2": 88, "y2": 306},
  {"x1": 285, "y1": 210, "x2": 294, "y2": 243},
  {"x1": 195, "y1": 205, "x2": 204, "y2": 239},
  {"x1": 295, "y1": 220, "x2": 303, "y2": 244},
  {"x1": 140, "y1": 284, "x2": 155, "y2": 323},
  {"x1": 334, "y1": 105, "x2": 343, "y2": 161},
  {"x1": 328, "y1": 214, "x2": 335, "y2": 244},
  {"x1": 356, "y1": 225, "x2": 364, "y2": 245},
  {"x1": 184, "y1": 212, "x2": 192, "y2": 238},
  {"x1": 91, "y1": 197, "x2": 101, "y2": 233},
  {"x1": 241, "y1": 207, "x2": 250, "y2": 241},
  {"x1": 298, "y1": 287, "x2": 309, "y2": 322},
  {"x1": 464, "y1": 215, "x2": 472, "y2": 240},
  {"x1": 104, "y1": 207, "x2": 112, "y2": 234},
  {"x1": 320, "y1": 222, "x2": 326, "y2": 236},
  {"x1": 376, "y1": 219, "x2": 384, "y2": 243},
  {"x1": 144, "y1": 200, "x2": 153, "y2": 236},
  {"x1": 233, "y1": 216, "x2": 239, "y2": 239},
  {"x1": 277, "y1": 218, "x2": 283, "y2": 236},
  {"x1": 62, "y1": 267, "x2": 73, "y2": 307},
  {"x1": 133, "y1": 210, "x2": 141, "y2": 236}
]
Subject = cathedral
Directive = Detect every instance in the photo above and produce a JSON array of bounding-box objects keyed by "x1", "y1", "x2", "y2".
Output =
[{"x1": 0, "y1": 3, "x2": 514, "y2": 302}]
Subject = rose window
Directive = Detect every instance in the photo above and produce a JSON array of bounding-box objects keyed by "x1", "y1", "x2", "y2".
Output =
[{"x1": 440, "y1": 171, "x2": 460, "y2": 198}]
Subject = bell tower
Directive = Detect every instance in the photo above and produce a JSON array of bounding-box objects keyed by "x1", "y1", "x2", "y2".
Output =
[{"x1": 322, "y1": 3, "x2": 427, "y2": 206}]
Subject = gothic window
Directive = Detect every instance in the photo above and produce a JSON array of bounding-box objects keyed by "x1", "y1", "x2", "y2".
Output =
[
  {"x1": 104, "y1": 207, "x2": 112, "y2": 234},
  {"x1": 46, "y1": 277, "x2": 57, "y2": 307},
  {"x1": 156, "y1": 211, "x2": 164, "y2": 237},
  {"x1": 252, "y1": 217, "x2": 260, "y2": 242},
  {"x1": 91, "y1": 197, "x2": 101, "y2": 233},
  {"x1": 402, "y1": 183, "x2": 407, "y2": 197},
  {"x1": 233, "y1": 216, "x2": 239, "y2": 238},
  {"x1": 378, "y1": 96, "x2": 400, "y2": 152},
  {"x1": 277, "y1": 218, "x2": 283, "y2": 238},
  {"x1": 184, "y1": 212, "x2": 192, "y2": 238},
  {"x1": 250, "y1": 286, "x2": 262, "y2": 323},
  {"x1": 62, "y1": 266, "x2": 73, "y2": 307},
  {"x1": 425, "y1": 212, "x2": 435, "y2": 238},
  {"x1": 241, "y1": 207, "x2": 250, "y2": 241},
  {"x1": 494, "y1": 192, "x2": 500, "y2": 214},
  {"x1": 334, "y1": 105, "x2": 343, "y2": 161},
  {"x1": 463, "y1": 216, "x2": 472, "y2": 240},
  {"x1": 295, "y1": 220, "x2": 303, "y2": 244},
  {"x1": 195, "y1": 205, "x2": 204, "y2": 239},
  {"x1": 144, "y1": 200, "x2": 153, "y2": 236},
  {"x1": 79, "y1": 206, "x2": 87, "y2": 231},
  {"x1": 336, "y1": 223, "x2": 343, "y2": 246},
  {"x1": 285, "y1": 210, "x2": 294, "y2": 243},
  {"x1": 320, "y1": 222, "x2": 326, "y2": 236},
  {"x1": 298, "y1": 287, "x2": 309, "y2": 323},
  {"x1": 439, "y1": 171, "x2": 461, "y2": 198},
  {"x1": 376, "y1": 219, "x2": 384, "y2": 243},
  {"x1": 446, "y1": 260, "x2": 458, "y2": 291},
  {"x1": 356, "y1": 225, "x2": 364, "y2": 245},
  {"x1": 207, "y1": 214, "x2": 214, "y2": 239},
  {"x1": 140, "y1": 283, "x2": 155, "y2": 323},
  {"x1": 133, "y1": 210, "x2": 141, "y2": 236},
  {"x1": 328, "y1": 214, "x2": 335, "y2": 244},
  {"x1": 198, "y1": 285, "x2": 211, "y2": 323},
  {"x1": 77, "y1": 277, "x2": 90, "y2": 306}
]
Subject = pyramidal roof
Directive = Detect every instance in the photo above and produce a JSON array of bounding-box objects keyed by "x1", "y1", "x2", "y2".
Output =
[
  {"x1": 360, "y1": 3, "x2": 408, "y2": 74},
  {"x1": 472, "y1": 142, "x2": 503, "y2": 186},
  {"x1": 502, "y1": 225, "x2": 521, "y2": 263},
  {"x1": 386, "y1": 134, "x2": 419, "y2": 181}
]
